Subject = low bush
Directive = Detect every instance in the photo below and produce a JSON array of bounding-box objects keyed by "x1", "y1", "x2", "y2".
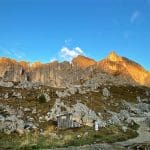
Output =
[{"x1": 38, "y1": 94, "x2": 46, "y2": 103}]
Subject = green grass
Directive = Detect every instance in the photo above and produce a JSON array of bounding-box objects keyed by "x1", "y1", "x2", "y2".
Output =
[{"x1": 0, "y1": 125, "x2": 139, "y2": 149}]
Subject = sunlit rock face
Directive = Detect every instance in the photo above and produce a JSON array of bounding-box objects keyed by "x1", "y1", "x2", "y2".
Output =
[
  {"x1": 31, "y1": 61, "x2": 72, "y2": 87},
  {"x1": 72, "y1": 55, "x2": 96, "y2": 68},
  {"x1": 0, "y1": 51, "x2": 149, "y2": 87},
  {"x1": 107, "y1": 51, "x2": 123, "y2": 62},
  {"x1": 97, "y1": 51, "x2": 150, "y2": 86},
  {"x1": 0, "y1": 57, "x2": 30, "y2": 82},
  {"x1": 30, "y1": 61, "x2": 95, "y2": 87}
]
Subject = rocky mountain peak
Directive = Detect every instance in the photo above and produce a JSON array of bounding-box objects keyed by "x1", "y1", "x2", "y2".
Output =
[
  {"x1": 72, "y1": 55, "x2": 96, "y2": 68},
  {"x1": 107, "y1": 51, "x2": 122, "y2": 62},
  {"x1": 31, "y1": 62, "x2": 42, "y2": 68},
  {"x1": 0, "y1": 57, "x2": 17, "y2": 64}
]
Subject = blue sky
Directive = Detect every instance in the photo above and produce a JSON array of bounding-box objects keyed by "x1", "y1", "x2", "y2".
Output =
[{"x1": 0, "y1": 0, "x2": 150, "y2": 70}]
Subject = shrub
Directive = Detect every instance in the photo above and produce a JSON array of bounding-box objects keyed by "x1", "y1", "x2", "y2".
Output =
[{"x1": 38, "y1": 94, "x2": 46, "y2": 103}]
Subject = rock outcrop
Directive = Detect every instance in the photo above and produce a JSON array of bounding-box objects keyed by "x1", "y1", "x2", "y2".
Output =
[
  {"x1": 0, "y1": 52, "x2": 149, "y2": 87},
  {"x1": 72, "y1": 55, "x2": 96, "y2": 68},
  {"x1": 97, "y1": 51, "x2": 150, "y2": 86}
]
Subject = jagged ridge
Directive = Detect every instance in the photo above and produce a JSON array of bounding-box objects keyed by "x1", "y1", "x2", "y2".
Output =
[{"x1": 0, "y1": 51, "x2": 149, "y2": 87}]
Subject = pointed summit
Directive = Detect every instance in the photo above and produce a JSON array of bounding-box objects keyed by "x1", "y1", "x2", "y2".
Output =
[
  {"x1": 72, "y1": 55, "x2": 96, "y2": 68},
  {"x1": 107, "y1": 51, "x2": 122, "y2": 62}
]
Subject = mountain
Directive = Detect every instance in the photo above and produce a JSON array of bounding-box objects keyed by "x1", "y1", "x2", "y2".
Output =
[
  {"x1": 72, "y1": 55, "x2": 96, "y2": 68},
  {"x1": 0, "y1": 52, "x2": 150, "y2": 149},
  {"x1": 97, "y1": 51, "x2": 150, "y2": 86},
  {"x1": 0, "y1": 52, "x2": 149, "y2": 87}
]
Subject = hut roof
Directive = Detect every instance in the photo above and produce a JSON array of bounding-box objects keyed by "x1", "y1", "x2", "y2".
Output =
[{"x1": 56, "y1": 112, "x2": 72, "y2": 118}]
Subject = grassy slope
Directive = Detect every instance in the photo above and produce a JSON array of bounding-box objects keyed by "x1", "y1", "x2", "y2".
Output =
[{"x1": 0, "y1": 85, "x2": 149, "y2": 149}]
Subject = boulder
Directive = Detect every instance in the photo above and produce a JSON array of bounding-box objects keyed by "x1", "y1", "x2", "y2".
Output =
[
  {"x1": 71, "y1": 103, "x2": 100, "y2": 127},
  {"x1": 122, "y1": 126, "x2": 128, "y2": 133},
  {"x1": 12, "y1": 92, "x2": 22, "y2": 99},
  {"x1": 136, "y1": 103, "x2": 150, "y2": 113},
  {"x1": 146, "y1": 91, "x2": 149, "y2": 96},
  {"x1": 136, "y1": 96, "x2": 141, "y2": 102},
  {"x1": 145, "y1": 117, "x2": 150, "y2": 127},
  {"x1": 0, "y1": 80, "x2": 14, "y2": 87},
  {"x1": 24, "y1": 108, "x2": 31, "y2": 112},
  {"x1": 102, "y1": 87, "x2": 110, "y2": 97},
  {"x1": 43, "y1": 93, "x2": 51, "y2": 102},
  {"x1": 4, "y1": 93, "x2": 9, "y2": 99},
  {"x1": 68, "y1": 86, "x2": 78, "y2": 95},
  {"x1": 24, "y1": 122, "x2": 35, "y2": 130}
]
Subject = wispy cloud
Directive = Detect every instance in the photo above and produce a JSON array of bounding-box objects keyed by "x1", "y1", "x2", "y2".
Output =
[
  {"x1": 60, "y1": 47, "x2": 84, "y2": 61},
  {"x1": 64, "y1": 39, "x2": 72, "y2": 46},
  {"x1": 0, "y1": 46, "x2": 26, "y2": 60},
  {"x1": 130, "y1": 11, "x2": 140, "y2": 23},
  {"x1": 11, "y1": 49, "x2": 25, "y2": 59}
]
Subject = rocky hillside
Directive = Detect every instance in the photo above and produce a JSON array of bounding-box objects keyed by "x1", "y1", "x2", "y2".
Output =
[
  {"x1": 0, "y1": 52, "x2": 149, "y2": 87},
  {"x1": 0, "y1": 78, "x2": 150, "y2": 149},
  {"x1": 0, "y1": 52, "x2": 150, "y2": 149}
]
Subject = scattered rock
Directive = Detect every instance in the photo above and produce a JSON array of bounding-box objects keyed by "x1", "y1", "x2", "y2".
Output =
[
  {"x1": 24, "y1": 108, "x2": 31, "y2": 112},
  {"x1": 43, "y1": 93, "x2": 51, "y2": 102},
  {"x1": 136, "y1": 96, "x2": 141, "y2": 102},
  {"x1": 122, "y1": 126, "x2": 128, "y2": 133},
  {"x1": 4, "y1": 93, "x2": 9, "y2": 99},
  {"x1": 32, "y1": 108, "x2": 37, "y2": 114},
  {"x1": 12, "y1": 92, "x2": 22, "y2": 99},
  {"x1": 146, "y1": 91, "x2": 149, "y2": 96},
  {"x1": 102, "y1": 87, "x2": 110, "y2": 97},
  {"x1": 0, "y1": 80, "x2": 14, "y2": 87}
]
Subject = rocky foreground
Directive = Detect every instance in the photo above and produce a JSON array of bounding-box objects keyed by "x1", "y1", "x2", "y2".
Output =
[{"x1": 0, "y1": 79, "x2": 150, "y2": 149}]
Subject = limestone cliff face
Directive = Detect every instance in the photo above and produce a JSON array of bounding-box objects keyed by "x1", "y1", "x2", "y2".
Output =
[
  {"x1": 30, "y1": 61, "x2": 95, "y2": 87},
  {"x1": 97, "y1": 51, "x2": 150, "y2": 86},
  {"x1": 0, "y1": 57, "x2": 29, "y2": 82},
  {"x1": 72, "y1": 55, "x2": 96, "y2": 68},
  {"x1": 0, "y1": 52, "x2": 149, "y2": 87}
]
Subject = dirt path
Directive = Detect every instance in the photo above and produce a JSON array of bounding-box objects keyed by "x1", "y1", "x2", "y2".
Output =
[
  {"x1": 49, "y1": 117, "x2": 150, "y2": 150},
  {"x1": 114, "y1": 117, "x2": 150, "y2": 147}
]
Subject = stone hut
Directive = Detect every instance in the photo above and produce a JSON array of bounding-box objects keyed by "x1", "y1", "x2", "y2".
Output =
[{"x1": 57, "y1": 112, "x2": 80, "y2": 129}]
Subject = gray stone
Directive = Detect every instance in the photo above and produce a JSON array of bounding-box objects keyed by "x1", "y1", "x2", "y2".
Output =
[
  {"x1": 12, "y1": 92, "x2": 22, "y2": 99},
  {"x1": 122, "y1": 126, "x2": 128, "y2": 133},
  {"x1": 32, "y1": 108, "x2": 37, "y2": 114},
  {"x1": 0, "y1": 80, "x2": 14, "y2": 87},
  {"x1": 0, "y1": 115, "x2": 5, "y2": 122},
  {"x1": 24, "y1": 122, "x2": 36, "y2": 130},
  {"x1": 136, "y1": 103, "x2": 150, "y2": 113},
  {"x1": 4, "y1": 93, "x2": 9, "y2": 99},
  {"x1": 136, "y1": 96, "x2": 141, "y2": 102},
  {"x1": 24, "y1": 108, "x2": 31, "y2": 112},
  {"x1": 43, "y1": 93, "x2": 51, "y2": 102},
  {"x1": 146, "y1": 91, "x2": 149, "y2": 96},
  {"x1": 102, "y1": 87, "x2": 110, "y2": 97}
]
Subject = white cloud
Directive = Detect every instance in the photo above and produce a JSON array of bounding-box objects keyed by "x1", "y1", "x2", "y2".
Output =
[
  {"x1": 60, "y1": 47, "x2": 84, "y2": 61},
  {"x1": 75, "y1": 47, "x2": 83, "y2": 53},
  {"x1": 130, "y1": 11, "x2": 140, "y2": 23},
  {"x1": 50, "y1": 57, "x2": 57, "y2": 62}
]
